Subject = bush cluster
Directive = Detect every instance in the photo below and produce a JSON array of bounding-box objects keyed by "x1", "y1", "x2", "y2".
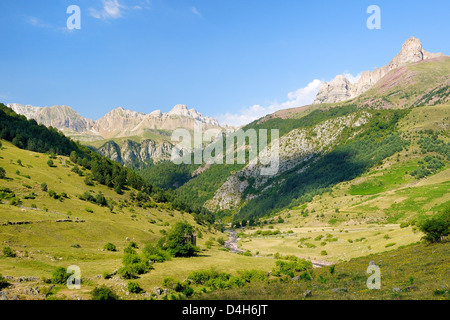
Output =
[
  {"x1": 91, "y1": 286, "x2": 119, "y2": 300},
  {"x1": 419, "y1": 206, "x2": 450, "y2": 243},
  {"x1": 2, "y1": 247, "x2": 16, "y2": 258},
  {"x1": 117, "y1": 243, "x2": 152, "y2": 279}
]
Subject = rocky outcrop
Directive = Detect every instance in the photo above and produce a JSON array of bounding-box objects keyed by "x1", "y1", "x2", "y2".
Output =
[
  {"x1": 313, "y1": 37, "x2": 444, "y2": 104},
  {"x1": 313, "y1": 75, "x2": 353, "y2": 105},
  {"x1": 97, "y1": 139, "x2": 173, "y2": 167},
  {"x1": 97, "y1": 141, "x2": 123, "y2": 163}
]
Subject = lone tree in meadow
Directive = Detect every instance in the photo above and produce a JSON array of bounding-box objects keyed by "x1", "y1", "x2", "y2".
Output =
[{"x1": 159, "y1": 222, "x2": 199, "y2": 257}]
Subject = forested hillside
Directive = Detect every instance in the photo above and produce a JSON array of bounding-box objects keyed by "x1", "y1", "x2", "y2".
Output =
[{"x1": 0, "y1": 103, "x2": 213, "y2": 224}]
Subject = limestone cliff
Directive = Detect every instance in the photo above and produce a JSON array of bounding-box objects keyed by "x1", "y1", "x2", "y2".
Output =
[{"x1": 96, "y1": 139, "x2": 173, "y2": 168}]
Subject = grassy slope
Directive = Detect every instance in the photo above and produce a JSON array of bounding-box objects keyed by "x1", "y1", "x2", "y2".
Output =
[
  {"x1": 0, "y1": 141, "x2": 275, "y2": 299},
  {"x1": 197, "y1": 241, "x2": 449, "y2": 300}
]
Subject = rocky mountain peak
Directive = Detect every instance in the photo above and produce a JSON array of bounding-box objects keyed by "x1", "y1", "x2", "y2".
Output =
[
  {"x1": 313, "y1": 37, "x2": 445, "y2": 105},
  {"x1": 148, "y1": 109, "x2": 163, "y2": 117},
  {"x1": 103, "y1": 107, "x2": 146, "y2": 119},
  {"x1": 168, "y1": 104, "x2": 190, "y2": 116}
]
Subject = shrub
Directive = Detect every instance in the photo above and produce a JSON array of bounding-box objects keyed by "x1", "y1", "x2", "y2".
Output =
[
  {"x1": 103, "y1": 243, "x2": 117, "y2": 252},
  {"x1": 273, "y1": 259, "x2": 312, "y2": 277},
  {"x1": 128, "y1": 241, "x2": 139, "y2": 249},
  {"x1": 183, "y1": 286, "x2": 194, "y2": 297},
  {"x1": 0, "y1": 274, "x2": 10, "y2": 289},
  {"x1": 188, "y1": 269, "x2": 229, "y2": 285},
  {"x1": 237, "y1": 269, "x2": 268, "y2": 283},
  {"x1": 321, "y1": 250, "x2": 328, "y2": 256},
  {"x1": 122, "y1": 253, "x2": 141, "y2": 265},
  {"x1": 143, "y1": 243, "x2": 171, "y2": 263},
  {"x1": 123, "y1": 246, "x2": 137, "y2": 255},
  {"x1": 121, "y1": 252, "x2": 151, "y2": 276},
  {"x1": 8, "y1": 197, "x2": 22, "y2": 206},
  {"x1": 329, "y1": 265, "x2": 336, "y2": 275},
  {"x1": 52, "y1": 267, "x2": 69, "y2": 285},
  {"x1": 95, "y1": 192, "x2": 107, "y2": 206},
  {"x1": 48, "y1": 190, "x2": 59, "y2": 199},
  {"x1": 227, "y1": 276, "x2": 246, "y2": 288},
  {"x1": 40, "y1": 182, "x2": 48, "y2": 192},
  {"x1": 385, "y1": 243, "x2": 396, "y2": 248},
  {"x1": 24, "y1": 192, "x2": 36, "y2": 199},
  {"x1": 127, "y1": 281, "x2": 143, "y2": 294},
  {"x1": 2, "y1": 247, "x2": 16, "y2": 257},
  {"x1": 91, "y1": 286, "x2": 119, "y2": 300},
  {"x1": 163, "y1": 277, "x2": 185, "y2": 292},
  {"x1": 419, "y1": 206, "x2": 450, "y2": 243},
  {"x1": 400, "y1": 222, "x2": 409, "y2": 228},
  {"x1": 0, "y1": 167, "x2": 5, "y2": 179},
  {"x1": 84, "y1": 175, "x2": 94, "y2": 186},
  {"x1": 47, "y1": 159, "x2": 55, "y2": 167},
  {"x1": 117, "y1": 267, "x2": 138, "y2": 280}
]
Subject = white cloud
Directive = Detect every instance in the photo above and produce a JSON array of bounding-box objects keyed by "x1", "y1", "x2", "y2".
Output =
[
  {"x1": 89, "y1": 0, "x2": 124, "y2": 20},
  {"x1": 191, "y1": 7, "x2": 202, "y2": 17},
  {"x1": 26, "y1": 16, "x2": 51, "y2": 28},
  {"x1": 217, "y1": 79, "x2": 322, "y2": 127},
  {"x1": 89, "y1": 0, "x2": 150, "y2": 20},
  {"x1": 342, "y1": 71, "x2": 362, "y2": 84}
]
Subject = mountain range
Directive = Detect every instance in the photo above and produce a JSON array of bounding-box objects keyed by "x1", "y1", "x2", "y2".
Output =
[{"x1": 7, "y1": 103, "x2": 223, "y2": 141}]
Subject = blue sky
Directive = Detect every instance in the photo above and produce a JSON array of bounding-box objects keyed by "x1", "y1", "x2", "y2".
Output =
[{"x1": 0, "y1": 0, "x2": 449, "y2": 126}]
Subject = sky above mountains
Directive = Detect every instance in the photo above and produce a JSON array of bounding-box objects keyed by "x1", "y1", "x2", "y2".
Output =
[{"x1": 0, "y1": 0, "x2": 449, "y2": 126}]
